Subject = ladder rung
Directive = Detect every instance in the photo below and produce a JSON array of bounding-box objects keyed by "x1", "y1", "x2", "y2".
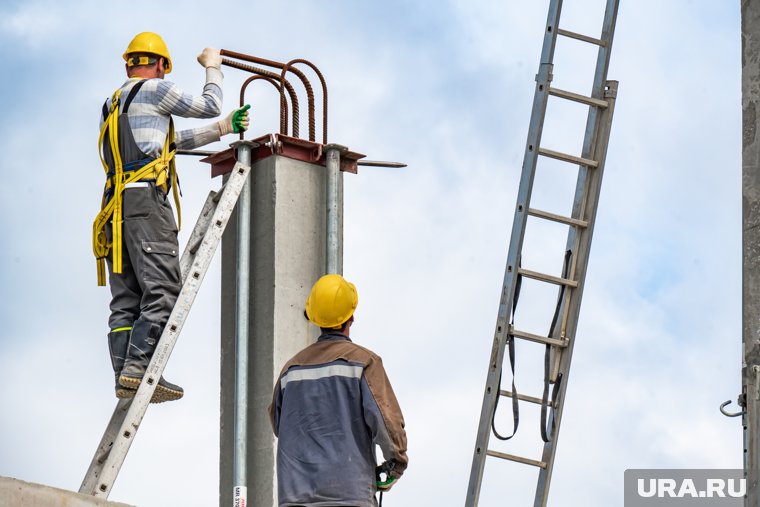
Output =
[
  {"x1": 548, "y1": 86, "x2": 608, "y2": 108},
  {"x1": 557, "y1": 28, "x2": 606, "y2": 47},
  {"x1": 518, "y1": 268, "x2": 578, "y2": 287},
  {"x1": 486, "y1": 449, "x2": 547, "y2": 469},
  {"x1": 538, "y1": 147, "x2": 598, "y2": 168},
  {"x1": 509, "y1": 326, "x2": 568, "y2": 347},
  {"x1": 527, "y1": 208, "x2": 588, "y2": 228},
  {"x1": 500, "y1": 389, "x2": 551, "y2": 407}
]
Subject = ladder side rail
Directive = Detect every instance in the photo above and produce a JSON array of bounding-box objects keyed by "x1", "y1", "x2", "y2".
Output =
[
  {"x1": 79, "y1": 399, "x2": 131, "y2": 494},
  {"x1": 557, "y1": 0, "x2": 620, "y2": 257},
  {"x1": 570, "y1": 0, "x2": 621, "y2": 233},
  {"x1": 179, "y1": 190, "x2": 219, "y2": 283},
  {"x1": 547, "y1": 0, "x2": 621, "y2": 380},
  {"x1": 533, "y1": 80, "x2": 618, "y2": 507},
  {"x1": 90, "y1": 160, "x2": 253, "y2": 499},
  {"x1": 464, "y1": 2, "x2": 564, "y2": 505},
  {"x1": 535, "y1": 6, "x2": 620, "y2": 504},
  {"x1": 553, "y1": 0, "x2": 622, "y2": 376},
  {"x1": 80, "y1": 187, "x2": 226, "y2": 494},
  {"x1": 543, "y1": 0, "x2": 622, "y2": 382},
  {"x1": 464, "y1": 57, "x2": 552, "y2": 507},
  {"x1": 565, "y1": 0, "x2": 620, "y2": 242}
]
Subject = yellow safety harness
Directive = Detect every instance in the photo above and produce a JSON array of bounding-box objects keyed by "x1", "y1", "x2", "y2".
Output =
[{"x1": 93, "y1": 83, "x2": 182, "y2": 286}]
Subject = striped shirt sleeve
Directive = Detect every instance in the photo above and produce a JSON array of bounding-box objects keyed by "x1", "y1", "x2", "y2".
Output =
[
  {"x1": 175, "y1": 123, "x2": 221, "y2": 150},
  {"x1": 156, "y1": 67, "x2": 223, "y2": 119}
]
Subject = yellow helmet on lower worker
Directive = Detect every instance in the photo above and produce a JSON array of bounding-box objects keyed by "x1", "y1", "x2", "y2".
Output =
[
  {"x1": 123, "y1": 32, "x2": 172, "y2": 74},
  {"x1": 305, "y1": 274, "x2": 358, "y2": 329}
]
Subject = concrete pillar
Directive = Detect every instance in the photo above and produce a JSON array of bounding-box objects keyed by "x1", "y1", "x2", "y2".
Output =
[
  {"x1": 0, "y1": 477, "x2": 135, "y2": 507},
  {"x1": 743, "y1": 1, "x2": 760, "y2": 504},
  {"x1": 218, "y1": 154, "x2": 343, "y2": 507}
]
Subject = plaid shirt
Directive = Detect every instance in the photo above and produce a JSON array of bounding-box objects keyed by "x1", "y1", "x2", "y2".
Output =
[{"x1": 100, "y1": 67, "x2": 224, "y2": 159}]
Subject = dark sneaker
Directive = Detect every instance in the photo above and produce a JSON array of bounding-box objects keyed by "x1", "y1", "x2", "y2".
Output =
[
  {"x1": 116, "y1": 385, "x2": 136, "y2": 399},
  {"x1": 119, "y1": 368, "x2": 184, "y2": 403}
]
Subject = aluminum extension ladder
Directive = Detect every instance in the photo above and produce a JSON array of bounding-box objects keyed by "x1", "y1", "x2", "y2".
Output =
[
  {"x1": 79, "y1": 143, "x2": 255, "y2": 499},
  {"x1": 465, "y1": 1, "x2": 619, "y2": 505}
]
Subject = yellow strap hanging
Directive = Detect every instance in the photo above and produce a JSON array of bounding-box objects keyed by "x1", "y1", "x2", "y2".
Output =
[{"x1": 92, "y1": 86, "x2": 181, "y2": 286}]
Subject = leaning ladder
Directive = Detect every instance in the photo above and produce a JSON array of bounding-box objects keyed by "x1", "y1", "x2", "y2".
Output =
[
  {"x1": 465, "y1": 1, "x2": 619, "y2": 505},
  {"x1": 79, "y1": 146, "x2": 254, "y2": 499}
]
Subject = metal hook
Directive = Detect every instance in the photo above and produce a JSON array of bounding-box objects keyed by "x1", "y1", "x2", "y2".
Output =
[{"x1": 720, "y1": 399, "x2": 744, "y2": 417}]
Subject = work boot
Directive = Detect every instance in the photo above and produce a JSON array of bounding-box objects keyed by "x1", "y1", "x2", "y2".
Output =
[
  {"x1": 118, "y1": 320, "x2": 184, "y2": 403},
  {"x1": 108, "y1": 328, "x2": 136, "y2": 399}
]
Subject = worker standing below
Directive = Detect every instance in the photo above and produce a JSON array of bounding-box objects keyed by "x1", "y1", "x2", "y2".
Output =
[
  {"x1": 93, "y1": 32, "x2": 250, "y2": 403},
  {"x1": 269, "y1": 274, "x2": 409, "y2": 507}
]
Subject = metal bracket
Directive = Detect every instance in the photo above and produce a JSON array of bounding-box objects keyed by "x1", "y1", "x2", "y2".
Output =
[
  {"x1": 536, "y1": 63, "x2": 554, "y2": 85},
  {"x1": 720, "y1": 396, "x2": 746, "y2": 418},
  {"x1": 604, "y1": 80, "x2": 619, "y2": 99}
]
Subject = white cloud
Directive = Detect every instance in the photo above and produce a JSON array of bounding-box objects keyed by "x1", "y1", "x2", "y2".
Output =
[{"x1": 0, "y1": 2, "x2": 64, "y2": 49}]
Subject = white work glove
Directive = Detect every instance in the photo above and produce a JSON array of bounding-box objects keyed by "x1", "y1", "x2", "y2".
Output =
[
  {"x1": 218, "y1": 105, "x2": 251, "y2": 136},
  {"x1": 197, "y1": 47, "x2": 222, "y2": 69}
]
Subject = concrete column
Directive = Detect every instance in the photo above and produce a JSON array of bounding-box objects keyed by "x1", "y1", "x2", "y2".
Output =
[
  {"x1": 0, "y1": 477, "x2": 135, "y2": 507},
  {"x1": 218, "y1": 154, "x2": 343, "y2": 507},
  {"x1": 743, "y1": 1, "x2": 760, "y2": 504}
]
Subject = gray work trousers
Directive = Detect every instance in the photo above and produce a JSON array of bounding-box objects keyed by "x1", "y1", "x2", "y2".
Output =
[{"x1": 105, "y1": 183, "x2": 181, "y2": 332}]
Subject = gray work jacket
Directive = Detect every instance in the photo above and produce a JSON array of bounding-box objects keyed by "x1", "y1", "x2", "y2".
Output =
[{"x1": 269, "y1": 332, "x2": 408, "y2": 507}]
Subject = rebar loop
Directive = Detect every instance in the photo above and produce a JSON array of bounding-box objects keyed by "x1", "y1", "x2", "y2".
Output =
[
  {"x1": 221, "y1": 58, "x2": 301, "y2": 138},
  {"x1": 239, "y1": 75, "x2": 288, "y2": 139},
  {"x1": 281, "y1": 58, "x2": 328, "y2": 144},
  {"x1": 221, "y1": 50, "x2": 318, "y2": 142}
]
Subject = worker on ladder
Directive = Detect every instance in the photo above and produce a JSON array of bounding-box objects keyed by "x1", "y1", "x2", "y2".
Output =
[
  {"x1": 269, "y1": 274, "x2": 409, "y2": 507},
  {"x1": 93, "y1": 32, "x2": 250, "y2": 403}
]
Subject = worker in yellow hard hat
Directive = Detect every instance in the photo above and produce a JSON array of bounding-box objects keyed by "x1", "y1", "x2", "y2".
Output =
[
  {"x1": 93, "y1": 32, "x2": 251, "y2": 403},
  {"x1": 122, "y1": 31, "x2": 174, "y2": 74},
  {"x1": 269, "y1": 274, "x2": 409, "y2": 506}
]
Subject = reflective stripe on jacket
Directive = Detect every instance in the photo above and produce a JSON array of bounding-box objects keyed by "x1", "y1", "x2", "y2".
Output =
[{"x1": 269, "y1": 332, "x2": 408, "y2": 507}]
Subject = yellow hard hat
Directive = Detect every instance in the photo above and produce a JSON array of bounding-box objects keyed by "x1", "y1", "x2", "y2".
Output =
[
  {"x1": 123, "y1": 32, "x2": 172, "y2": 74},
  {"x1": 305, "y1": 274, "x2": 358, "y2": 329}
]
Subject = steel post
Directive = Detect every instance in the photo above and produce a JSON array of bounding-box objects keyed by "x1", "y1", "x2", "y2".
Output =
[
  {"x1": 325, "y1": 144, "x2": 346, "y2": 274},
  {"x1": 232, "y1": 141, "x2": 255, "y2": 507}
]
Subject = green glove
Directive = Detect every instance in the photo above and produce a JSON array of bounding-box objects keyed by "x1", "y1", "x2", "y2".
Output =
[
  {"x1": 376, "y1": 475, "x2": 396, "y2": 492},
  {"x1": 232, "y1": 104, "x2": 251, "y2": 133},
  {"x1": 218, "y1": 104, "x2": 251, "y2": 136}
]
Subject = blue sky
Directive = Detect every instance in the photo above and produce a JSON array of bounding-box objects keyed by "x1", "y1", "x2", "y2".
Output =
[{"x1": 0, "y1": 1, "x2": 744, "y2": 506}]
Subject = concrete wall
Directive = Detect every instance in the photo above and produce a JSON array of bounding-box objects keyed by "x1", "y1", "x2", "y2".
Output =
[
  {"x1": 218, "y1": 154, "x2": 343, "y2": 507},
  {"x1": 0, "y1": 476, "x2": 135, "y2": 507},
  {"x1": 744, "y1": 0, "x2": 760, "y2": 503}
]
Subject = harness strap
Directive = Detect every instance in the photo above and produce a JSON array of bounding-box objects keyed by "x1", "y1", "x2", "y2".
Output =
[
  {"x1": 540, "y1": 249, "x2": 572, "y2": 442},
  {"x1": 122, "y1": 79, "x2": 147, "y2": 114},
  {"x1": 492, "y1": 259, "x2": 522, "y2": 441},
  {"x1": 92, "y1": 81, "x2": 180, "y2": 286}
]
